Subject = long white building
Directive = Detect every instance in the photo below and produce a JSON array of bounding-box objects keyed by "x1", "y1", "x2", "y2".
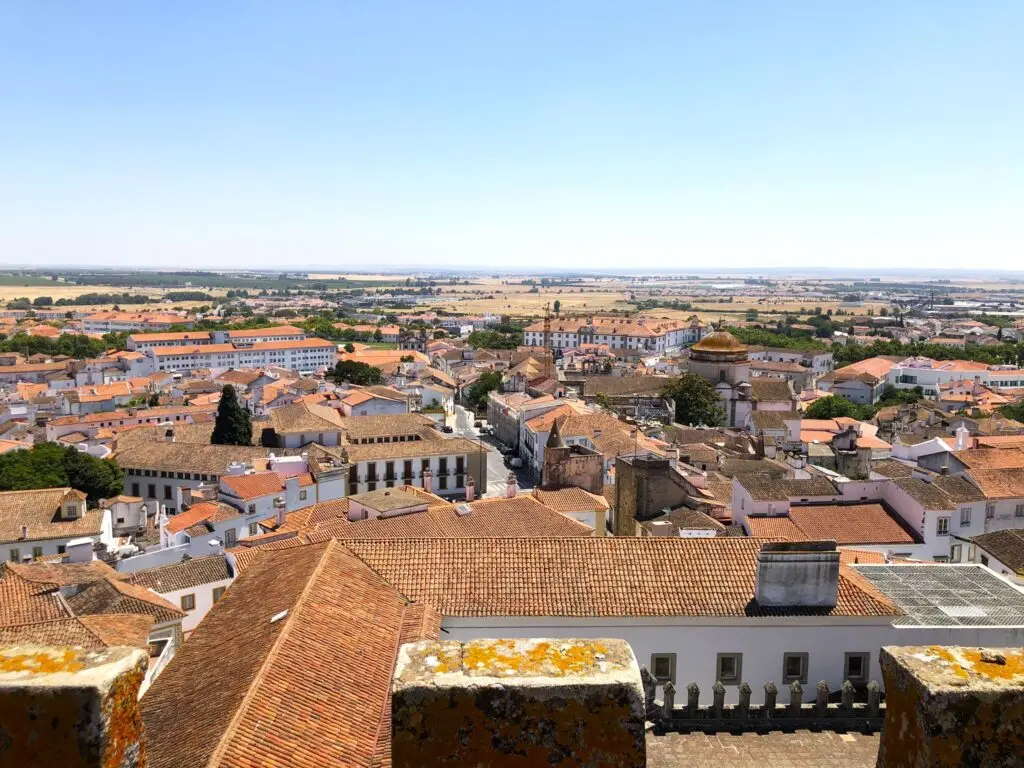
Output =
[
  {"x1": 123, "y1": 326, "x2": 336, "y2": 374},
  {"x1": 523, "y1": 316, "x2": 706, "y2": 355}
]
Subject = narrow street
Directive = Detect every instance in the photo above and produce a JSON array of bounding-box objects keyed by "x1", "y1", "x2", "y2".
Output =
[{"x1": 451, "y1": 405, "x2": 534, "y2": 498}]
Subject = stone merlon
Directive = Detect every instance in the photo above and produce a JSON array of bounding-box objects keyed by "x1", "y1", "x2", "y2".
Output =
[
  {"x1": 392, "y1": 637, "x2": 646, "y2": 767},
  {"x1": 0, "y1": 644, "x2": 148, "y2": 768},
  {"x1": 877, "y1": 645, "x2": 1024, "y2": 768}
]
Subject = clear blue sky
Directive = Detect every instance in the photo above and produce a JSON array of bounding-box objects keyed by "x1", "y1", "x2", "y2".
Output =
[{"x1": 1, "y1": 1, "x2": 1022, "y2": 271}]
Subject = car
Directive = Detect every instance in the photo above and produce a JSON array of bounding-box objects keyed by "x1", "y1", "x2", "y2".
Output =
[
  {"x1": 441, "y1": 425, "x2": 454, "y2": 433},
  {"x1": 473, "y1": 420, "x2": 483, "y2": 429}
]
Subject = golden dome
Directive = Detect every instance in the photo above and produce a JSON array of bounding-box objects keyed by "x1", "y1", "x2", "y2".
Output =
[{"x1": 691, "y1": 330, "x2": 748, "y2": 354}]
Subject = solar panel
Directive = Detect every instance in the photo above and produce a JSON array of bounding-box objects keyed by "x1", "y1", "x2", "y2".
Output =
[{"x1": 855, "y1": 565, "x2": 1024, "y2": 627}]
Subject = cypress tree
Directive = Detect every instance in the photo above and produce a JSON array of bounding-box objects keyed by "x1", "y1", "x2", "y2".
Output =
[{"x1": 211, "y1": 384, "x2": 253, "y2": 446}]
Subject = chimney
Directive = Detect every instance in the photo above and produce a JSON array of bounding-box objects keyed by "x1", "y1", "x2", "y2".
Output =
[
  {"x1": 20, "y1": 524, "x2": 28, "y2": 540},
  {"x1": 392, "y1": 638, "x2": 645, "y2": 768},
  {"x1": 164, "y1": 427, "x2": 174, "y2": 443},
  {"x1": 877, "y1": 646, "x2": 1024, "y2": 767},
  {"x1": 274, "y1": 496, "x2": 286, "y2": 527},
  {"x1": 422, "y1": 467, "x2": 433, "y2": 494},
  {"x1": 955, "y1": 423, "x2": 971, "y2": 451},
  {"x1": 0, "y1": 645, "x2": 148, "y2": 767},
  {"x1": 506, "y1": 471, "x2": 518, "y2": 498},
  {"x1": 464, "y1": 475, "x2": 475, "y2": 502},
  {"x1": 755, "y1": 541, "x2": 839, "y2": 609}
]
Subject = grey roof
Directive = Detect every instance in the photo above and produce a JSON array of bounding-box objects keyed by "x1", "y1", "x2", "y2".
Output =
[
  {"x1": 969, "y1": 530, "x2": 1024, "y2": 575},
  {"x1": 855, "y1": 564, "x2": 1024, "y2": 627}
]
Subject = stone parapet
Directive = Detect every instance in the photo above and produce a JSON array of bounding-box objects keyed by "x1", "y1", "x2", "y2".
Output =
[
  {"x1": 0, "y1": 644, "x2": 148, "y2": 768},
  {"x1": 392, "y1": 637, "x2": 645, "y2": 767},
  {"x1": 877, "y1": 645, "x2": 1024, "y2": 768}
]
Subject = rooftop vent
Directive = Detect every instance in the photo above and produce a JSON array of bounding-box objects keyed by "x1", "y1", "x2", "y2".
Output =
[
  {"x1": 270, "y1": 610, "x2": 288, "y2": 624},
  {"x1": 455, "y1": 504, "x2": 473, "y2": 517}
]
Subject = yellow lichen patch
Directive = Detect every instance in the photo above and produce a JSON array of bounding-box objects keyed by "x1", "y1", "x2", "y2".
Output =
[
  {"x1": 0, "y1": 648, "x2": 85, "y2": 675},
  {"x1": 958, "y1": 648, "x2": 1024, "y2": 682},
  {"x1": 462, "y1": 639, "x2": 612, "y2": 678},
  {"x1": 925, "y1": 646, "x2": 1024, "y2": 683}
]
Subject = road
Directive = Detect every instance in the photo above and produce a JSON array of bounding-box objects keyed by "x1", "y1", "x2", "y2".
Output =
[{"x1": 451, "y1": 405, "x2": 534, "y2": 498}]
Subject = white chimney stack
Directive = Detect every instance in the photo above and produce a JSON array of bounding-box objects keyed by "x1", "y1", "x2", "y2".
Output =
[
  {"x1": 755, "y1": 541, "x2": 839, "y2": 609},
  {"x1": 955, "y1": 424, "x2": 971, "y2": 451},
  {"x1": 274, "y1": 496, "x2": 286, "y2": 527},
  {"x1": 20, "y1": 524, "x2": 28, "y2": 540},
  {"x1": 422, "y1": 467, "x2": 433, "y2": 494},
  {"x1": 465, "y1": 475, "x2": 475, "y2": 502},
  {"x1": 506, "y1": 471, "x2": 518, "y2": 499}
]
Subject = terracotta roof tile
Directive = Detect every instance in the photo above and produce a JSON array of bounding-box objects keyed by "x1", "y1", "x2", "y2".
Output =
[
  {"x1": 0, "y1": 487, "x2": 98, "y2": 545},
  {"x1": 970, "y1": 529, "x2": 1024, "y2": 575},
  {"x1": 220, "y1": 471, "x2": 313, "y2": 501},
  {"x1": 165, "y1": 501, "x2": 242, "y2": 534},
  {"x1": 966, "y1": 468, "x2": 1024, "y2": 500},
  {"x1": 340, "y1": 537, "x2": 900, "y2": 618},
  {"x1": 140, "y1": 540, "x2": 439, "y2": 768},
  {"x1": 130, "y1": 555, "x2": 233, "y2": 593}
]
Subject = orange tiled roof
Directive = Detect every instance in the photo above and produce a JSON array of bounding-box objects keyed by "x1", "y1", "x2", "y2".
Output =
[
  {"x1": 165, "y1": 501, "x2": 242, "y2": 534},
  {"x1": 139, "y1": 540, "x2": 440, "y2": 768},
  {"x1": 220, "y1": 471, "x2": 314, "y2": 501},
  {"x1": 341, "y1": 537, "x2": 900, "y2": 618}
]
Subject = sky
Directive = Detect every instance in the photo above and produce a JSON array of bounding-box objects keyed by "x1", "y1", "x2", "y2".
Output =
[{"x1": 1, "y1": 1, "x2": 1022, "y2": 272}]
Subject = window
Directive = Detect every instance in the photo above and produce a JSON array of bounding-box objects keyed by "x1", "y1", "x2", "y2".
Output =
[
  {"x1": 9, "y1": 549, "x2": 19, "y2": 563},
  {"x1": 438, "y1": 475, "x2": 448, "y2": 490},
  {"x1": 650, "y1": 653, "x2": 676, "y2": 684},
  {"x1": 65, "y1": 505, "x2": 78, "y2": 518},
  {"x1": 936, "y1": 516, "x2": 950, "y2": 536},
  {"x1": 223, "y1": 529, "x2": 237, "y2": 547},
  {"x1": 439, "y1": 458, "x2": 448, "y2": 475},
  {"x1": 116, "y1": 517, "x2": 125, "y2": 524},
  {"x1": 164, "y1": 486, "x2": 172, "y2": 500},
  {"x1": 31, "y1": 546, "x2": 43, "y2": 560},
  {"x1": 367, "y1": 482, "x2": 376, "y2": 492},
  {"x1": 986, "y1": 503, "x2": 996, "y2": 520},
  {"x1": 299, "y1": 490, "x2": 307, "y2": 501},
  {"x1": 404, "y1": 460, "x2": 413, "y2": 479},
  {"x1": 181, "y1": 594, "x2": 196, "y2": 611},
  {"x1": 348, "y1": 465, "x2": 358, "y2": 485},
  {"x1": 960, "y1": 507, "x2": 971, "y2": 527},
  {"x1": 212, "y1": 586, "x2": 226, "y2": 603},
  {"x1": 1016, "y1": 504, "x2": 1024, "y2": 519},
  {"x1": 844, "y1": 652, "x2": 869, "y2": 683},
  {"x1": 981, "y1": 554, "x2": 990, "y2": 566},
  {"x1": 951, "y1": 543, "x2": 963, "y2": 563},
  {"x1": 716, "y1": 653, "x2": 742, "y2": 685},
  {"x1": 782, "y1": 652, "x2": 808, "y2": 684},
  {"x1": 148, "y1": 484, "x2": 156, "y2": 498},
  {"x1": 57, "y1": 545, "x2": 66, "y2": 555},
  {"x1": 248, "y1": 522, "x2": 258, "y2": 536},
  {"x1": 247, "y1": 504, "x2": 256, "y2": 515},
  {"x1": 131, "y1": 483, "x2": 140, "y2": 497}
]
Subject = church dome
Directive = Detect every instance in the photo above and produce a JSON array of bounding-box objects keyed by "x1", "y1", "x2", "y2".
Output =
[{"x1": 691, "y1": 330, "x2": 747, "y2": 354}]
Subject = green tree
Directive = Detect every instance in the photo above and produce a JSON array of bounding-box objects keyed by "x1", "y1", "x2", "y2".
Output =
[
  {"x1": 210, "y1": 384, "x2": 253, "y2": 446},
  {"x1": 0, "y1": 443, "x2": 123, "y2": 503},
  {"x1": 32, "y1": 296, "x2": 53, "y2": 306},
  {"x1": 553, "y1": 300, "x2": 561, "y2": 315},
  {"x1": 662, "y1": 374, "x2": 726, "y2": 426},
  {"x1": 373, "y1": 329, "x2": 383, "y2": 342},
  {"x1": 329, "y1": 360, "x2": 384, "y2": 386},
  {"x1": 594, "y1": 392, "x2": 614, "y2": 411},
  {"x1": 343, "y1": 342, "x2": 355, "y2": 353},
  {"x1": 466, "y1": 371, "x2": 502, "y2": 410},
  {"x1": 803, "y1": 395, "x2": 875, "y2": 421}
]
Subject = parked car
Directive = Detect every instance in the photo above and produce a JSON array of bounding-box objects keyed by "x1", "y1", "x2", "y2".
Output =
[
  {"x1": 441, "y1": 425, "x2": 454, "y2": 433},
  {"x1": 473, "y1": 420, "x2": 483, "y2": 429}
]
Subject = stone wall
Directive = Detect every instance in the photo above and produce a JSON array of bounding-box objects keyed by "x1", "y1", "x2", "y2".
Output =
[
  {"x1": 0, "y1": 645, "x2": 148, "y2": 768},
  {"x1": 877, "y1": 645, "x2": 1024, "y2": 768},
  {"x1": 392, "y1": 638, "x2": 646, "y2": 767}
]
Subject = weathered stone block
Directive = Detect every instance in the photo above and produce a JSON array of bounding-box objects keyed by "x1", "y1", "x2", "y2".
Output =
[
  {"x1": 392, "y1": 637, "x2": 645, "y2": 767},
  {"x1": 0, "y1": 644, "x2": 148, "y2": 768},
  {"x1": 877, "y1": 645, "x2": 1024, "y2": 768}
]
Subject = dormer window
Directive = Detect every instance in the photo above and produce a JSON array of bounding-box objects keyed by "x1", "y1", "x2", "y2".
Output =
[{"x1": 64, "y1": 505, "x2": 78, "y2": 519}]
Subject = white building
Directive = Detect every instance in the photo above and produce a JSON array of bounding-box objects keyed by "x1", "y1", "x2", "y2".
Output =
[
  {"x1": 83, "y1": 311, "x2": 192, "y2": 334},
  {"x1": 129, "y1": 555, "x2": 235, "y2": 634},
  {"x1": 131, "y1": 334, "x2": 335, "y2": 375},
  {"x1": 126, "y1": 325, "x2": 306, "y2": 352},
  {"x1": 523, "y1": 316, "x2": 706, "y2": 356},
  {"x1": 0, "y1": 487, "x2": 113, "y2": 562},
  {"x1": 343, "y1": 537, "x2": 1024, "y2": 703}
]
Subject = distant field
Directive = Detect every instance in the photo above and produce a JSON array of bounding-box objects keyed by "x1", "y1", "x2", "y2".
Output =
[{"x1": 0, "y1": 284, "x2": 222, "y2": 312}]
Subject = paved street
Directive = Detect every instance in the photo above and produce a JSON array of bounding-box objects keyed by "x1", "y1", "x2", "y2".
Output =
[{"x1": 451, "y1": 405, "x2": 534, "y2": 498}]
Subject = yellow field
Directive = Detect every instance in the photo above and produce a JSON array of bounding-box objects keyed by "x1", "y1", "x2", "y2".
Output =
[{"x1": 0, "y1": 285, "x2": 221, "y2": 312}]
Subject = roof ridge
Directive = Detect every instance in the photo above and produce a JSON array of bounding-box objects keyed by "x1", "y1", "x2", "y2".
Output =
[{"x1": 208, "y1": 539, "x2": 337, "y2": 768}]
